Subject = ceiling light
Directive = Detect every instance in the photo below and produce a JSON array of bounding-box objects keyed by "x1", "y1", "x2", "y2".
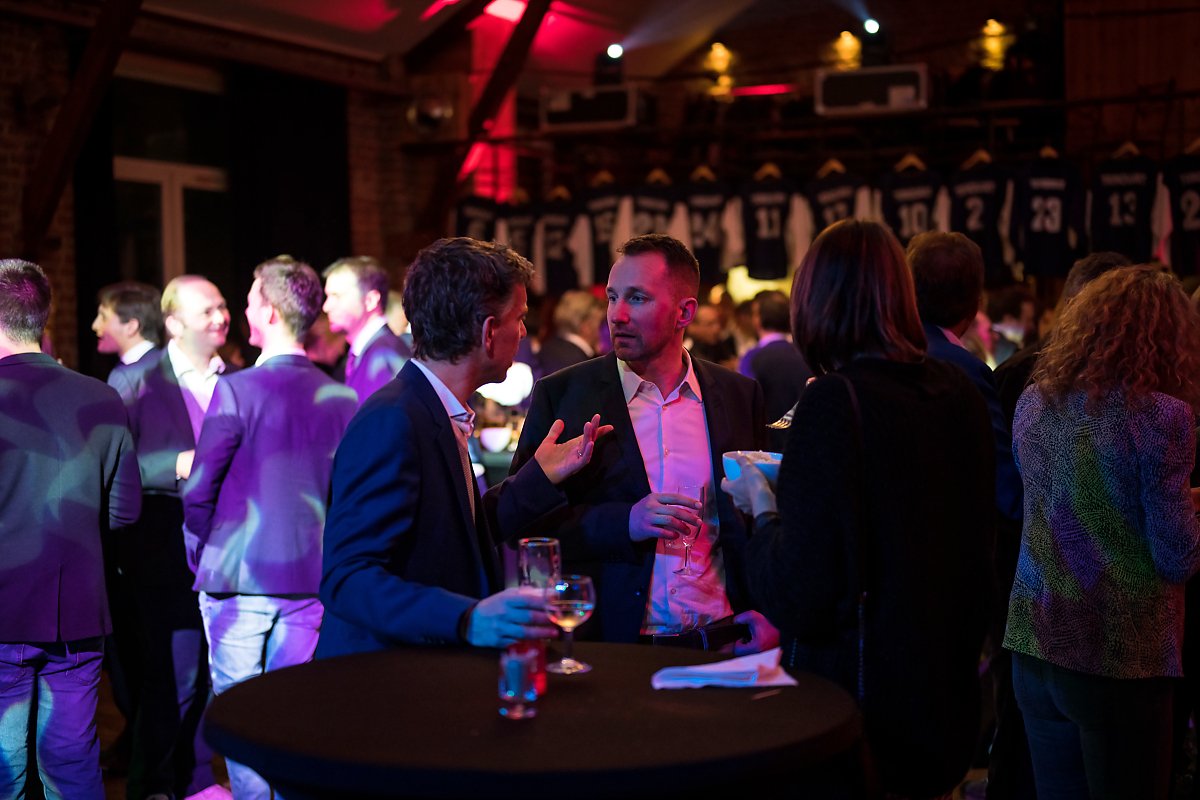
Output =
[{"x1": 863, "y1": 18, "x2": 880, "y2": 35}]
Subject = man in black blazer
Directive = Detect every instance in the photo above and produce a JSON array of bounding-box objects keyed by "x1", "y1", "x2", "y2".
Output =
[
  {"x1": 318, "y1": 238, "x2": 611, "y2": 659},
  {"x1": 322, "y1": 256, "x2": 411, "y2": 405},
  {"x1": 538, "y1": 289, "x2": 604, "y2": 377},
  {"x1": 0, "y1": 259, "x2": 141, "y2": 800},
  {"x1": 512, "y1": 234, "x2": 778, "y2": 652},
  {"x1": 125, "y1": 274, "x2": 232, "y2": 800},
  {"x1": 738, "y1": 289, "x2": 812, "y2": 452}
]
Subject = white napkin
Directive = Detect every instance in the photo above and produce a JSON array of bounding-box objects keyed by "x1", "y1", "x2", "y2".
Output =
[{"x1": 651, "y1": 647, "x2": 799, "y2": 690}]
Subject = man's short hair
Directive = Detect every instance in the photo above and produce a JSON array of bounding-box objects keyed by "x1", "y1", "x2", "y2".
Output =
[
  {"x1": 255, "y1": 255, "x2": 324, "y2": 340},
  {"x1": 754, "y1": 290, "x2": 790, "y2": 333},
  {"x1": 907, "y1": 231, "x2": 985, "y2": 328},
  {"x1": 161, "y1": 274, "x2": 214, "y2": 319},
  {"x1": 1062, "y1": 251, "x2": 1132, "y2": 302},
  {"x1": 616, "y1": 234, "x2": 700, "y2": 297},
  {"x1": 403, "y1": 237, "x2": 533, "y2": 363},
  {"x1": 0, "y1": 259, "x2": 51, "y2": 344},
  {"x1": 323, "y1": 256, "x2": 389, "y2": 301},
  {"x1": 98, "y1": 281, "x2": 163, "y2": 347}
]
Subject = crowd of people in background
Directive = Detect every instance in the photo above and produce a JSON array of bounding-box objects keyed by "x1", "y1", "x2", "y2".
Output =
[{"x1": 3, "y1": 217, "x2": 1200, "y2": 800}]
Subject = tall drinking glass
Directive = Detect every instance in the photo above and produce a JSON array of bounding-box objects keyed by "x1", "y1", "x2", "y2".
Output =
[
  {"x1": 674, "y1": 482, "x2": 705, "y2": 576},
  {"x1": 545, "y1": 574, "x2": 596, "y2": 675},
  {"x1": 513, "y1": 537, "x2": 560, "y2": 692}
]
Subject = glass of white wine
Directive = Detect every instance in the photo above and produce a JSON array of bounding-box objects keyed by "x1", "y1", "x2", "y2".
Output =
[
  {"x1": 544, "y1": 574, "x2": 595, "y2": 675},
  {"x1": 674, "y1": 482, "x2": 705, "y2": 576}
]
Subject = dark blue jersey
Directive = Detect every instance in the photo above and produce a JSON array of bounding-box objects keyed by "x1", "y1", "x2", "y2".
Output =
[
  {"x1": 629, "y1": 186, "x2": 678, "y2": 236},
  {"x1": 681, "y1": 181, "x2": 729, "y2": 284},
  {"x1": 1163, "y1": 154, "x2": 1200, "y2": 277},
  {"x1": 739, "y1": 177, "x2": 796, "y2": 280},
  {"x1": 1089, "y1": 155, "x2": 1159, "y2": 262},
  {"x1": 497, "y1": 203, "x2": 536, "y2": 259},
  {"x1": 877, "y1": 169, "x2": 944, "y2": 248},
  {"x1": 948, "y1": 163, "x2": 1012, "y2": 286},
  {"x1": 454, "y1": 195, "x2": 497, "y2": 241},
  {"x1": 802, "y1": 173, "x2": 869, "y2": 232},
  {"x1": 1009, "y1": 158, "x2": 1085, "y2": 278},
  {"x1": 536, "y1": 200, "x2": 579, "y2": 296},
  {"x1": 581, "y1": 187, "x2": 623, "y2": 286}
]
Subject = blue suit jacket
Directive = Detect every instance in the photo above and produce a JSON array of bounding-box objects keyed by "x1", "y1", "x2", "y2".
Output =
[
  {"x1": 317, "y1": 361, "x2": 564, "y2": 658},
  {"x1": 346, "y1": 324, "x2": 410, "y2": 406},
  {"x1": 107, "y1": 346, "x2": 164, "y2": 408},
  {"x1": 924, "y1": 324, "x2": 1022, "y2": 521},
  {"x1": 0, "y1": 353, "x2": 141, "y2": 641},
  {"x1": 511, "y1": 353, "x2": 766, "y2": 643},
  {"x1": 182, "y1": 355, "x2": 358, "y2": 594}
]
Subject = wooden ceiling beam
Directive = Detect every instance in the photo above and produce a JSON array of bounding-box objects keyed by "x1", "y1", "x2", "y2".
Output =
[
  {"x1": 419, "y1": 0, "x2": 551, "y2": 236},
  {"x1": 403, "y1": 0, "x2": 492, "y2": 73},
  {"x1": 21, "y1": 0, "x2": 144, "y2": 261}
]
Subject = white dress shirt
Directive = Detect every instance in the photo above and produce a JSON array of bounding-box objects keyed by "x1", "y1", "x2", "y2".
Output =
[
  {"x1": 121, "y1": 340, "x2": 155, "y2": 365},
  {"x1": 254, "y1": 344, "x2": 306, "y2": 367},
  {"x1": 618, "y1": 353, "x2": 733, "y2": 635},
  {"x1": 167, "y1": 339, "x2": 226, "y2": 442},
  {"x1": 349, "y1": 315, "x2": 388, "y2": 358}
]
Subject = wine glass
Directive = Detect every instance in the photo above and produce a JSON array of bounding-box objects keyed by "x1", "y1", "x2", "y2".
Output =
[
  {"x1": 544, "y1": 574, "x2": 595, "y2": 675},
  {"x1": 674, "y1": 482, "x2": 705, "y2": 576}
]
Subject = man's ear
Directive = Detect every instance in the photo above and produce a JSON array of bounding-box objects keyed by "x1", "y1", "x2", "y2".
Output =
[
  {"x1": 363, "y1": 289, "x2": 383, "y2": 315},
  {"x1": 164, "y1": 314, "x2": 183, "y2": 340},
  {"x1": 678, "y1": 296, "x2": 698, "y2": 330},
  {"x1": 481, "y1": 315, "x2": 497, "y2": 358}
]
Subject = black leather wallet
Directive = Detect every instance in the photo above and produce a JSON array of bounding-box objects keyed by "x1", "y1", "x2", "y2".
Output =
[{"x1": 641, "y1": 619, "x2": 752, "y2": 651}]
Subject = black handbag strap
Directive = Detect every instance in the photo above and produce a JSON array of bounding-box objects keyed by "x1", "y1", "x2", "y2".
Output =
[{"x1": 830, "y1": 372, "x2": 869, "y2": 705}]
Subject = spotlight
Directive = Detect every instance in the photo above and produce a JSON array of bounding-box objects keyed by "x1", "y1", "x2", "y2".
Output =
[
  {"x1": 606, "y1": 43, "x2": 624, "y2": 59},
  {"x1": 863, "y1": 18, "x2": 880, "y2": 35}
]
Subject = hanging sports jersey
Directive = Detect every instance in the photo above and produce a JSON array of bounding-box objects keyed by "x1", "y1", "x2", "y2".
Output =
[
  {"x1": 628, "y1": 186, "x2": 679, "y2": 236},
  {"x1": 737, "y1": 178, "x2": 797, "y2": 280},
  {"x1": 1088, "y1": 155, "x2": 1159, "y2": 262},
  {"x1": 876, "y1": 169, "x2": 945, "y2": 248},
  {"x1": 804, "y1": 173, "x2": 871, "y2": 231},
  {"x1": 680, "y1": 182, "x2": 730, "y2": 284},
  {"x1": 1162, "y1": 154, "x2": 1200, "y2": 276},
  {"x1": 495, "y1": 203, "x2": 536, "y2": 259},
  {"x1": 581, "y1": 187, "x2": 624, "y2": 286},
  {"x1": 534, "y1": 200, "x2": 580, "y2": 296},
  {"x1": 454, "y1": 195, "x2": 497, "y2": 241},
  {"x1": 1009, "y1": 158, "x2": 1085, "y2": 278},
  {"x1": 947, "y1": 163, "x2": 1013, "y2": 286}
]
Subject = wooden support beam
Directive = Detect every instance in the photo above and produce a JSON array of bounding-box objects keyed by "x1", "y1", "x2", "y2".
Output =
[
  {"x1": 20, "y1": 0, "x2": 143, "y2": 260},
  {"x1": 404, "y1": 0, "x2": 492, "y2": 74},
  {"x1": 418, "y1": 0, "x2": 551, "y2": 236}
]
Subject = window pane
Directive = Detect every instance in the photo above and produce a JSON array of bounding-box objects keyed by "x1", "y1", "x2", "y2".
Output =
[{"x1": 114, "y1": 180, "x2": 162, "y2": 285}]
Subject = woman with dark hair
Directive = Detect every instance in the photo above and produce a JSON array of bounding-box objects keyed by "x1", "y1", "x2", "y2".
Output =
[
  {"x1": 723, "y1": 219, "x2": 996, "y2": 799},
  {"x1": 1004, "y1": 265, "x2": 1200, "y2": 800}
]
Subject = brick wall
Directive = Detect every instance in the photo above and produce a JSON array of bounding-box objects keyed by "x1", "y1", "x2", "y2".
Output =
[{"x1": 0, "y1": 16, "x2": 77, "y2": 366}]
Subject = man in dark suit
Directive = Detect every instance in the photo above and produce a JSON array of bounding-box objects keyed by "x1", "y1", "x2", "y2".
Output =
[
  {"x1": 318, "y1": 238, "x2": 612, "y2": 658},
  {"x1": 0, "y1": 259, "x2": 142, "y2": 800},
  {"x1": 322, "y1": 256, "x2": 411, "y2": 405},
  {"x1": 183, "y1": 257, "x2": 357, "y2": 800},
  {"x1": 908, "y1": 231, "x2": 1027, "y2": 800},
  {"x1": 93, "y1": 281, "x2": 165, "y2": 405},
  {"x1": 125, "y1": 274, "x2": 231, "y2": 800},
  {"x1": 738, "y1": 289, "x2": 812, "y2": 452},
  {"x1": 512, "y1": 234, "x2": 778, "y2": 652},
  {"x1": 90, "y1": 280, "x2": 164, "y2": 773},
  {"x1": 538, "y1": 289, "x2": 604, "y2": 378}
]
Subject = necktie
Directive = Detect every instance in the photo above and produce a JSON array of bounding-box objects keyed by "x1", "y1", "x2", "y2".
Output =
[
  {"x1": 452, "y1": 423, "x2": 477, "y2": 519},
  {"x1": 344, "y1": 351, "x2": 358, "y2": 383}
]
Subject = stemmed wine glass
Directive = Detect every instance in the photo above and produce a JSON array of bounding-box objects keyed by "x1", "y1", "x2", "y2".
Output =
[
  {"x1": 544, "y1": 574, "x2": 595, "y2": 675},
  {"x1": 674, "y1": 482, "x2": 705, "y2": 576}
]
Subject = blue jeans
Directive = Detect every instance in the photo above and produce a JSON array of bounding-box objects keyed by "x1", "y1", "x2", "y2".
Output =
[
  {"x1": 199, "y1": 594, "x2": 322, "y2": 800},
  {"x1": 1012, "y1": 651, "x2": 1173, "y2": 800},
  {"x1": 0, "y1": 639, "x2": 105, "y2": 800}
]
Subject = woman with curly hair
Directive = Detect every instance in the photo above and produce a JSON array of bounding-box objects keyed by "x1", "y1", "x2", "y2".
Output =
[{"x1": 1006, "y1": 264, "x2": 1200, "y2": 799}]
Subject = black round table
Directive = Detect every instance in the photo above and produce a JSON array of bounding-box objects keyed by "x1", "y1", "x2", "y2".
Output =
[{"x1": 204, "y1": 642, "x2": 862, "y2": 799}]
